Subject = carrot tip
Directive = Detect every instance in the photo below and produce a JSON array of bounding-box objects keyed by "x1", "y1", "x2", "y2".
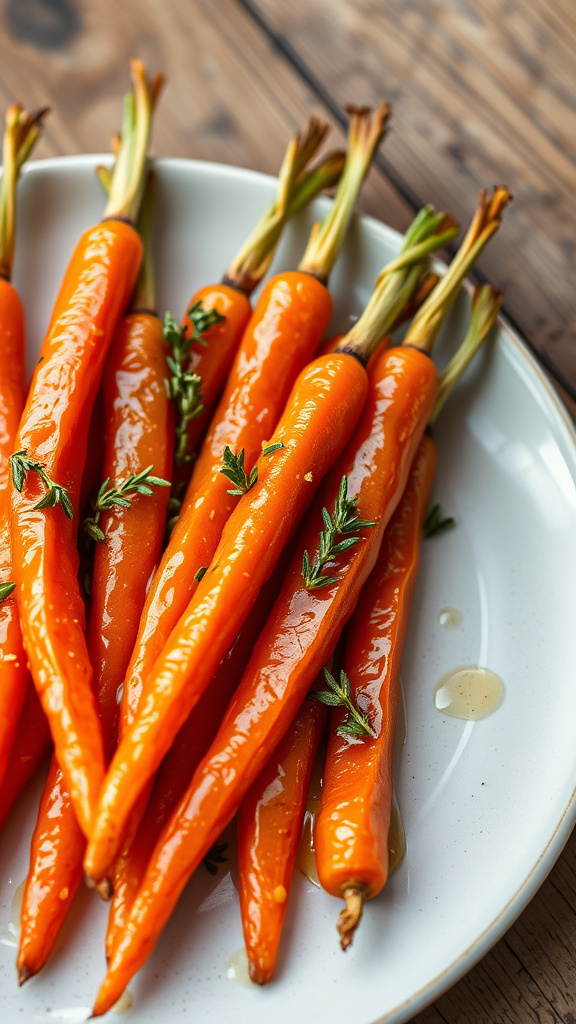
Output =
[
  {"x1": 17, "y1": 965, "x2": 33, "y2": 987},
  {"x1": 337, "y1": 886, "x2": 366, "y2": 951},
  {"x1": 96, "y1": 876, "x2": 114, "y2": 901}
]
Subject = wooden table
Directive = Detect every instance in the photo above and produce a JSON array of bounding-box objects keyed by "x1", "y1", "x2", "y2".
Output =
[{"x1": 1, "y1": 1, "x2": 575, "y2": 1020}]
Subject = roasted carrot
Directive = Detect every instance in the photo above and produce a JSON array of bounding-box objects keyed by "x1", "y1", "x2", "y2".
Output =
[
  {"x1": 237, "y1": 694, "x2": 327, "y2": 984},
  {"x1": 118, "y1": 105, "x2": 387, "y2": 736},
  {"x1": 91, "y1": 188, "x2": 510, "y2": 1012},
  {"x1": 0, "y1": 105, "x2": 46, "y2": 793},
  {"x1": 16, "y1": 175, "x2": 172, "y2": 982},
  {"x1": 105, "y1": 565, "x2": 286, "y2": 957},
  {"x1": 315, "y1": 285, "x2": 503, "y2": 950},
  {"x1": 85, "y1": 198, "x2": 456, "y2": 886},
  {"x1": 169, "y1": 119, "x2": 344, "y2": 472},
  {"x1": 8, "y1": 62, "x2": 160, "y2": 840},
  {"x1": 0, "y1": 684, "x2": 50, "y2": 833}
]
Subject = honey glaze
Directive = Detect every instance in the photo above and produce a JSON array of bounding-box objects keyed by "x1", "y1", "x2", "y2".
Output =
[
  {"x1": 227, "y1": 946, "x2": 252, "y2": 987},
  {"x1": 438, "y1": 606, "x2": 462, "y2": 628},
  {"x1": 111, "y1": 990, "x2": 134, "y2": 1014},
  {"x1": 434, "y1": 666, "x2": 504, "y2": 720},
  {"x1": 0, "y1": 879, "x2": 25, "y2": 947}
]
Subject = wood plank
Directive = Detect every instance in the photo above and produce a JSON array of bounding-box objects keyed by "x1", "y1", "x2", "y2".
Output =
[
  {"x1": 247, "y1": 0, "x2": 576, "y2": 397},
  {"x1": 0, "y1": 0, "x2": 409, "y2": 227}
]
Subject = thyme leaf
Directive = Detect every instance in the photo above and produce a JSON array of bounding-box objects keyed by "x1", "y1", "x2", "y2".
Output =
[
  {"x1": 194, "y1": 565, "x2": 208, "y2": 583},
  {"x1": 10, "y1": 450, "x2": 73, "y2": 519},
  {"x1": 424, "y1": 503, "x2": 455, "y2": 538},
  {"x1": 83, "y1": 465, "x2": 169, "y2": 542},
  {"x1": 203, "y1": 841, "x2": 228, "y2": 876},
  {"x1": 301, "y1": 476, "x2": 375, "y2": 590},
  {"x1": 311, "y1": 667, "x2": 375, "y2": 739},
  {"x1": 0, "y1": 581, "x2": 15, "y2": 603},
  {"x1": 220, "y1": 441, "x2": 283, "y2": 497}
]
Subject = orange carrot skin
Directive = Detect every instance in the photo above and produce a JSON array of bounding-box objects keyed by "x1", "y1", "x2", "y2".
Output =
[
  {"x1": 0, "y1": 682, "x2": 51, "y2": 833},
  {"x1": 93, "y1": 346, "x2": 438, "y2": 1012},
  {"x1": 0, "y1": 279, "x2": 29, "y2": 790},
  {"x1": 16, "y1": 311, "x2": 174, "y2": 980},
  {"x1": 86, "y1": 352, "x2": 366, "y2": 884},
  {"x1": 10, "y1": 221, "x2": 142, "y2": 839},
  {"x1": 17, "y1": 757, "x2": 85, "y2": 981},
  {"x1": 87, "y1": 311, "x2": 174, "y2": 753},
  {"x1": 238, "y1": 695, "x2": 327, "y2": 985},
  {"x1": 182, "y1": 282, "x2": 252, "y2": 456},
  {"x1": 121, "y1": 270, "x2": 332, "y2": 731},
  {"x1": 315, "y1": 434, "x2": 437, "y2": 901}
]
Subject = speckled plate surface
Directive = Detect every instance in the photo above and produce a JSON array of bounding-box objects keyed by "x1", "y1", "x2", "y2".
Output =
[{"x1": 1, "y1": 156, "x2": 576, "y2": 1023}]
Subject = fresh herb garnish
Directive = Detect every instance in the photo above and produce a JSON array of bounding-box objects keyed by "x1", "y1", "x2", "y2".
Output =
[
  {"x1": 311, "y1": 667, "x2": 375, "y2": 739},
  {"x1": 219, "y1": 442, "x2": 283, "y2": 497},
  {"x1": 194, "y1": 565, "x2": 208, "y2": 583},
  {"x1": 203, "y1": 841, "x2": 228, "y2": 876},
  {"x1": 0, "y1": 581, "x2": 15, "y2": 603},
  {"x1": 301, "y1": 476, "x2": 375, "y2": 590},
  {"x1": 10, "y1": 450, "x2": 73, "y2": 519},
  {"x1": 83, "y1": 465, "x2": 170, "y2": 542},
  {"x1": 424, "y1": 504, "x2": 455, "y2": 538}
]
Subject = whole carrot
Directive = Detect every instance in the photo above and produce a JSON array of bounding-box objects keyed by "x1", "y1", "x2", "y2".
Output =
[
  {"x1": 91, "y1": 188, "x2": 510, "y2": 1013},
  {"x1": 8, "y1": 61, "x2": 160, "y2": 840},
  {"x1": 315, "y1": 285, "x2": 503, "y2": 950},
  {"x1": 86, "y1": 200, "x2": 456, "y2": 886},
  {"x1": 0, "y1": 104, "x2": 46, "y2": 792},
  {"x1": 237, "y1": 694, "x2": 327, "y2": 985},
  {"x1": 16, "y1": 176, "x2": 172, "y2": 983},
  {"x1": 119, "y1": 104, "x2": 387, "y2": 734}
]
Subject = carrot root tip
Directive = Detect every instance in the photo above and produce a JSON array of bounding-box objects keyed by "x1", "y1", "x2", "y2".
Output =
[
  {"x1": 96, "y1": 876, "x2": 114, "y2": 901},
  {"x1": 17, "y1": 964, "x2": 33, "y2": 987},
  {"x1": 337, "y1": 886, "x2": 366, "y2": 951}
]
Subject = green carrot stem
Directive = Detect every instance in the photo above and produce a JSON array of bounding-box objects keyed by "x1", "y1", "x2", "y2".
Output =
[
  {"x1": 430, "y1": 285, "x2": 503, "y2": 423},
  {"x1": 298, "y1": 103, "x2": 391, "y2": 282},
  {"x1": 0, "y1": 104, "x2": 47, "y2": 280},
  {"x1": 403, "y1": 187, "x2": 512, "y2": 354},
  {"x1": 104, "y1": 60, "x2": 163, "y2": 225},
  {"x1": 335, "y1": 206, "x2": 459, "y2": 365},
  {"x1": 225, "y1": 119, "x2": 344, "y2": 295},
  {"x1": 130, "y1": 171, "x2": 157, "y2": 313}
]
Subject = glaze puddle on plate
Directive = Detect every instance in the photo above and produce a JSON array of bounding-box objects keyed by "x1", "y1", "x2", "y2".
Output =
[{"x1": 434, "y1": 666, "x2": 505, "y2": 720}]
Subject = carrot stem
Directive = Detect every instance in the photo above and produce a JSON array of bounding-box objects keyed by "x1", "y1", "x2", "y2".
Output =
[
  {"x1": 298, "y1": 104, "x2": 391, "y2": 282},
  {"x1": 336, "y1": 206, "x2": 459, "y2": 364},
  {"x1": 130, "y1": 172, "x2": 157, "y2": 313},
  {"x1": 0, "y1": 104, "x2": 47, "y2": 279},
  {"x1": 430, "y1": 284, "x2": 503, "y2": 423},
  {"x1": 104, "y1": 60, "x2": 163, "y2": 225},
  {"x1": 225, "y1": 119, "x2": 343, "y2": 294},
  {"x1": 403, "y1": 187, "x2": 512, "y2": 354}
]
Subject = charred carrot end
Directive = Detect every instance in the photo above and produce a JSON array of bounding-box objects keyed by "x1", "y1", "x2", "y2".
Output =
[
  {"x1": 225, "y1": 117, "x2": 342, "y2": 295},
  {"x1": 337, "y1": 884, "x2": 368, "y2": 951},
  {"x1": 299, "y1": 103, "x2": 391, "y2": 282},
  {"x1": 404, "y1": 186, "x2": 512, "y2": 353},
  {"x1": 0, "y1": 103, "x2": 47, "y2": 279},
  {"x1": 104, "y1": 60, "x2": 164, "y2": 225}
]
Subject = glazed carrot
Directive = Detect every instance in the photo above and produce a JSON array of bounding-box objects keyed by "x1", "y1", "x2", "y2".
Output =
[
  {"x1": 0, "y1": 105, "x2": 46, "y2": 793},
  {"x1": 0, "y1": 684, "x2": 50, "y2": 833},
  {"x1": 16, "y1": 177, "x2": 172, "y2": 982},
  {"x1": 119, "y1": 104, "x2": 387, "y2": 735},
  {"x1": 86, "y1": 198, "x2": 457, "y2": 886},
  {"x1": 105, "y1": 566, "x2": 285, "y2": 957},
  {"x1": 169, "y1": 119, "x2": 345, "y2": 472},
  {"x1": 8, "y1": 61, "x2": 160, "y2": 840},
  {"x1": 315, "y1": 286, "x2": 503, "y2": 950},
  {"x1": 237, "y1": 695, "x2": 327, "y2": 985},
  {"x1": 92, "y1": 188, "x2": 510, "y2": 1012}
]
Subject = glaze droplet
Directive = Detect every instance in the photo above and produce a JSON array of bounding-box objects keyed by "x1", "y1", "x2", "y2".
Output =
[
  {"x1": 434, "y1": 666, "x2": 504, "y2": 720},
  {"x1": 438, "y1": 606, "x2": 462, "y2": 628}
]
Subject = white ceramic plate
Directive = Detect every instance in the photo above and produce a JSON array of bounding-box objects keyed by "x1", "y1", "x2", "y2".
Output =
[{"x1": 1, "y1": 157, "x2": 576, "y2": 1024}]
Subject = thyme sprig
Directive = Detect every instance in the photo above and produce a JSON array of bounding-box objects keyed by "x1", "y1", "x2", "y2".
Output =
[
  {"x1": 10, "y1": 450, "x2": 73, "y2": 519},
  {"x1": 164, "y1": 302, "x2": 225, "y2": 465},
  {"x1": 301, "y1": 476, "x2": 375, "y2": 590},
  {"x1": 311, "y1": 667, "x2": 375, "y2": 738},
  {"x1": 83, "y1": 465, "x2": 169, "y2": 542},
  {"x1": 424, "y1": 504, "x2": 455, "y2": 538},
  {"x1": 203, "y1": 841, "x2": 228, "y2": 876},
  {"x1": 220, "y1": 442, "x2": 283, "y2": 496},
  {"x1": 0, "y1": 581, "x2": 15, "y2": 603}
]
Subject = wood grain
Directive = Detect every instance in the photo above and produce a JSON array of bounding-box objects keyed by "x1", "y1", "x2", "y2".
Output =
[{"x1": 246, "y1": 0, "x2": 576, "y2": 399}]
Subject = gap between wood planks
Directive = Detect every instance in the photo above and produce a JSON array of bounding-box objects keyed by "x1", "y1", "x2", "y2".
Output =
[{"x1": 235, "y1": 0, "x2": 576, "y2": 409}]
